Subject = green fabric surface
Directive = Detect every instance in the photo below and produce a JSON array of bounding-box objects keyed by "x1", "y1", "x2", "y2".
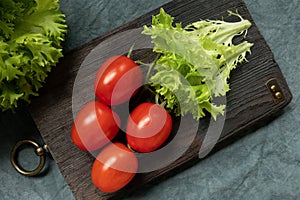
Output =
[{"x1": 0, "y1": 0, "x2": 299, "y2": 199}]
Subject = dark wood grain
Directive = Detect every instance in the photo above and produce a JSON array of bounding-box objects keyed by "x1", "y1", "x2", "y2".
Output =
[{"x1": 29, "y1": 0, "x2": 292, "y2": 199}]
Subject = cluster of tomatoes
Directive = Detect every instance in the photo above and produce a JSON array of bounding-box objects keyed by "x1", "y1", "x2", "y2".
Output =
[{"x1": 71, "y1": 55, "x2": 173, "y2": 193}]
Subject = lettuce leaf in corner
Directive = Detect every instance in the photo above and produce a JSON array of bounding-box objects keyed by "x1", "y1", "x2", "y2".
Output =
[
  {"x1": 142, "y1": 8, "x2": 253, "y2": 120},
  {"x1": 0, "y1": 0, "x2": 67, "y2": 110}
]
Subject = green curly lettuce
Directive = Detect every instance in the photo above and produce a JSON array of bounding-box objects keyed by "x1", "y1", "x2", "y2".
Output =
[
  {"x1": 142, "y1": 9, "x2": 253, "y2": 120},
  {"x1": 0, "y1": 0, "x2": 67, "y2": 110}
]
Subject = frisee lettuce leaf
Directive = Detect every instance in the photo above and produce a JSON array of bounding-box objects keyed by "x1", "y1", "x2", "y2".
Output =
[
  {"x1": 142, "y1": 8, "x2": 253, "y2": 120},
  {"x1": 0, "y1": 0, "x2": 67, "y2": 111}
]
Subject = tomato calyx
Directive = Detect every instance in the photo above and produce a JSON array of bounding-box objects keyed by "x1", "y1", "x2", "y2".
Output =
[{"x1": 126, "y1": 143, "x2": 137, "y2": 153}]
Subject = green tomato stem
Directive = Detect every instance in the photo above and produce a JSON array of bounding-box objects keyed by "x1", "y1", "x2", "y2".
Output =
[{"x1": 127, "y1": 43, "x2": 135, "y2": 58}]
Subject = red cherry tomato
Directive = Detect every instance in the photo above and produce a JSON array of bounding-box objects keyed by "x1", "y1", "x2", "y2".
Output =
[
  {"x1": 126, "y1": 102, "x2": 172, "y2": 153},
  {"x1": 94, "y1": 55, "x2": 143, "y2": 106},
  {"x1": 91, "y1": 142, "x2": 138, "y2": 193},
  {"x1": 71, "y1": 101, "x2": 120, "y2": 152}
]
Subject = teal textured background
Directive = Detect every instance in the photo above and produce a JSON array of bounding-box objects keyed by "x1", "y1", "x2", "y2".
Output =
[{"x1": 0, "y1": 0, "x2": 299, "y2": 199}]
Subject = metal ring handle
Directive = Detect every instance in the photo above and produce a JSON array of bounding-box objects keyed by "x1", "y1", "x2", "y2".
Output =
[{"x1": 10, "y1": 140, "x2": 47, "y2": 177}]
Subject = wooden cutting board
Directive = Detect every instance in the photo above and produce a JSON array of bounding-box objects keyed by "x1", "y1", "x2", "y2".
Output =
[{"x1": 29, "y1": 0, "x2": 292, "y2": 199}]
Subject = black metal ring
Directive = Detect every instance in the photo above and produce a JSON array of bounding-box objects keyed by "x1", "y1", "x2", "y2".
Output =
[{"x1": 10, "y1": 140, "x2": 46, "y2": 177}]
